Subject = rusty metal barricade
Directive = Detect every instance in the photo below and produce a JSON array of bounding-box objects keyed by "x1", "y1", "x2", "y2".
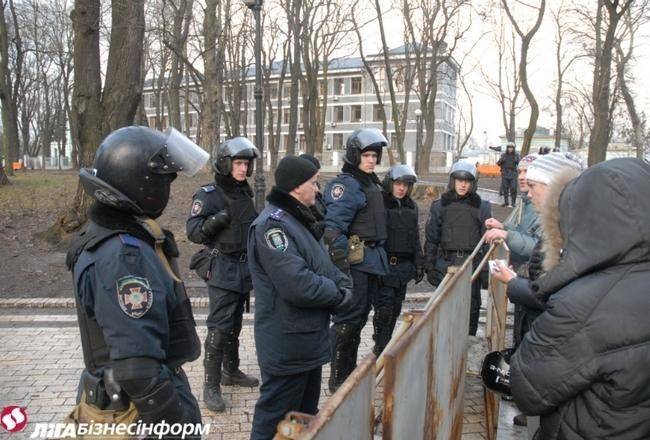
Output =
[
  {"x1": 276, "y1": 238, "x2": 510, "y2": 440},
  {"x1": 275, "y1": 353, "x2": 376, "y2": 440}
]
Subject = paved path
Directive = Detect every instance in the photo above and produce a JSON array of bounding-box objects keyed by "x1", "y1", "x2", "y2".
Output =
[{"x1": 0, "y1": 298, "x2": 524, "y2": 439}]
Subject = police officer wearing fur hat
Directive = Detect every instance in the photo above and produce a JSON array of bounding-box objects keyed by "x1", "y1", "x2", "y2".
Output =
[
  {"x1": 249, "y1": 156, "x2": 353, "y2": 440},
  {"x1": 186, "y1": 137, "x2": 260, "y2": 412},
  {"x1": 424, "y1": 161, "x2": 491, "y2": 335},
  {"x1": 323, "y1": 128, "x2": 390, "y2": 392},
  {"x1": 375, "y1": 164, "x2": 425, "y2": 356},
  {"x1": 66, "y1": 127, "x2": 206, "y2": 428}
]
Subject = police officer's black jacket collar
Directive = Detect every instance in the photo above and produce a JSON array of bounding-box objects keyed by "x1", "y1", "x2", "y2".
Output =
[
  {"x1": 382, "y1": 191, "x2": 416, "y2": 210},
  {"x1": 69, "y1": 202, "x2": 180, "y2": 262},
  {"x1": 342, "y1": 162, "x2": 381, "y2": 186},
  {"x1": 214, "y1": 173, "x2": 253, "y2": 197},
  {"x1": 440, "y1": 190, "x2": 482, "y2": 208},
  {"x1": 266, "y1": 187, "x2": 324, "y2": 240}
]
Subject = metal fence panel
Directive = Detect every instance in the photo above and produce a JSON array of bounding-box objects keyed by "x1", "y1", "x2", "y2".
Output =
[
  {"x1": 298, "y1": 354, "x2": 376, "y2": 440},
  {"x1": 383, "y1": 263, "x2": 471, "y2": 440}
]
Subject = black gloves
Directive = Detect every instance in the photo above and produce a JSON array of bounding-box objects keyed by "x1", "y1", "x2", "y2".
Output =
[
  {"x1": 415, "y1": 265, "x2": 425, "y2": 284},
  {"x1": 333, "y1": 286, "x2": 354, "y2": 315},
  {"x1": 201, "y1": 209, "x2": 230, "y2": 237}
]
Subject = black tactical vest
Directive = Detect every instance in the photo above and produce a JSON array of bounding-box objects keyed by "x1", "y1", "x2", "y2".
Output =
[
  {"x1": 68, "y1": 223, "x2": 201, "y2": 371},
  {"x1": 440, "y1": 201, "x2": 481, "y2": 251},
  {"x1": 349, "y1": 180, "x2": 388, "y2": 242},
  {"x1": 386, "y1": 201, "x2": 418, "y2": 256},
  {"x1": 214, "y1": 187, "x2": 257, "y2": 254}
]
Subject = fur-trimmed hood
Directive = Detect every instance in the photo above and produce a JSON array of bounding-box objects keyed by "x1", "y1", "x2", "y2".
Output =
[{"x1": 535, "y1": 158, "x2": 650, "y2": 296}]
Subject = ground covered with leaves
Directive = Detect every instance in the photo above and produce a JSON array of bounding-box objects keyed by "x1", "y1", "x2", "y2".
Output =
[{"x1": 0, "y1": 170, "x2": 508, "y2": 298}]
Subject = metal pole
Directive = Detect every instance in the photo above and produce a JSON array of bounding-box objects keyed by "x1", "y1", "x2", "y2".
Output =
[
  {"x1": 416, "y1": 114, "x2": 423, "y2": 160},
  {"x1": 253, "y1": 0, "x2": 266, "y2": 211}
]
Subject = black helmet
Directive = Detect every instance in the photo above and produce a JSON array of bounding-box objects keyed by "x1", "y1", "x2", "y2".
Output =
[
  {"x1": 481, "y1": 349, "x2": 514, "y2": 396},
  {"x1": 212, "y1": 137, "x2": 259, "y2": 177},
  {"x1": 382, "y1": 164, "x2": 417, "y2": 194},
  {"x1": 506, "y1": 142, "x2": 516, "y2": 152},
  {"x1": 344, "y1": 128, "x2": 388, "y2": 166},
  {"x1": 80, "y1": 126, "x2": 208, "y2": 218},
  {"x1": 448, "y1": 161, "x2": 478, "y2": 192}
]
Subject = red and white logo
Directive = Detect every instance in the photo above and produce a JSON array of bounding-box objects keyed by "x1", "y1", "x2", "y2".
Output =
[{"x1": 0, "y1": 406, "x2": 28, "y2": 433}]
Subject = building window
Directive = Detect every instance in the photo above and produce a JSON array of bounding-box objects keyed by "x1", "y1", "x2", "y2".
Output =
[
  {"x1": 351, "y1": 105, "x2": 362, "y2": 122},
  {"x1": 269, "y1": 83, "x2": 278, "y2": 99},
  {"x1": 299, "y1": 134, "x2": 306, "y2": 151},
  {"x1": 351, "y1": 77, "x2": 362, "y2": 94},
  {"x1": 390, "y1": 132, "x2": 397, "y2": 147},
  {"x1": 334, "y1": 78, "x2": 344, "y2": 95},
  {"x1": 333, "y1": 106, "x2": 343, "y2": 122},
  {"x1": 190, "y1": 113, "x2": 198, "y2": 128},
  {"x1": 333, "y1": 133, "x2": 344, "y2": 149},
  {"x1": 283, "y1": 108, "x2": 290, "y2": 124},
  {"x1": 319, "y1": 80, "x2": 328, "y2": 96},
  {"x1": 373, "y1": 104, "x2": 384, "y2": 122},
  {"x1": 283, "y1": 83, "x2": 291, "y2": 99}
]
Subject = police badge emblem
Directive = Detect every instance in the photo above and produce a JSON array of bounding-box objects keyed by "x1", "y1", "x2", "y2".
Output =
[
  {"x1": 116, "y1": 276, "x2": 153, "y2": 318},
  {"x1": 190, "y1": 200, "x2": 203, "y2": 216},
  {"x1": 331, "y1": 183, "x2": 345, "y2": 200},
  {"x1": 264, "y1": 227, "x2": 289, "y2": 252}
]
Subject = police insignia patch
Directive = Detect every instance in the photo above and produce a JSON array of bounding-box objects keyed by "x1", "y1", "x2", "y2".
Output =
[
  {"x1": 264, "y1": 228, "x2": 289, "y2": 252},
  {"x1": 116, "y1": 276, "x2": 153, "y2": 319},
  {"x1": 331, "y1": 183, "x2": 345, "y2": 200},
  {"x1": 190, "y1": 200, "x2": 203, "y2": 216}
]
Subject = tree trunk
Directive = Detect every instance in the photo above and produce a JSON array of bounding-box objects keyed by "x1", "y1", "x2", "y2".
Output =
[
  {"x1": 201, "y1": 0, "x2": 223, "y2": 151},
  {"x1": 588, "y1": 0, "x2": 632, "y2": 165}
]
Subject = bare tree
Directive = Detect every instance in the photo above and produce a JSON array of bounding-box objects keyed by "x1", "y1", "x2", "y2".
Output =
[
  {"x1": 501, "y1": 0, "x2": 546, "y2": 157},
  {"x1": 64, "y1": 0, "x2": 145, "y2": 230},
  {"x1": 588, "y1": 0, "x2": 633, "y2": 165},
  {"x1": 480, "y1": 12, "x2": 525, "y2": 144},
  {"x1": 549, "y1": 1, "x2": 584, "y2": 152},
  {"x1": 614, "y1": 3, "x2": 648, "y2": 160},
  {"x1": 0, "y1": 0, "x2": 24, "y2": 178},
  {"x1": 404, "y1": 0, "x2": 472, "y2": 175}
]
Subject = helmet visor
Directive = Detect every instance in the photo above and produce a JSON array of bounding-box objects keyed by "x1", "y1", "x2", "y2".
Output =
[
  {"x1": 356, "y1": 128, "x2": 388, "y2": 149},
  {"x1": 389, "y1": 164, "x2": 417, "y2": 183},
  {"x1": 164, "y1": 128, "x2": 209, "y2": 176}
]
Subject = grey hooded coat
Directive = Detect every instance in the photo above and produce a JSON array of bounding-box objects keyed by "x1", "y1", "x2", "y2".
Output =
[{"x1": 510, "y1": 158, "x2": 650, "y2": 439}]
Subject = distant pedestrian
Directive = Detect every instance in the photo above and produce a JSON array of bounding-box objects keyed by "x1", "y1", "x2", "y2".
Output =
[{"x1": 497, "y1": 142, "x2": 520, "y2": 207}]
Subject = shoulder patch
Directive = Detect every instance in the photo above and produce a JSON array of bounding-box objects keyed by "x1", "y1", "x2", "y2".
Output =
[
  {"x1": 201, "y1": 184, "x2": 216, "y2": 193},
  {"x1": 330, "y1": 183, "x2": 345, "y2": 200},
  {"x1": 118, "y1": 234, "x2": 141, "y2": 248},
  {"x1": 116, "y1": 276, "x2": 153, "y2": 319},
  {"x1": 264, "y1": 227, "x2": 289, "y2": 252},
  {"x1": 190, "y1": 200, "x2": 204, "y2": 216},
  {"x1": 270, "y1": 208, "x2": 285, "y2": 221}
]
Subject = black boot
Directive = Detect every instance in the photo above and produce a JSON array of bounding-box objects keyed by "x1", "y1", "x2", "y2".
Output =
[
  {"x1": 328, "y1": 324, "x2": 360, "y2": 393},
  {"x1": 222, "y1": 331, "x2": 259, "y2": 387},
  {"x1": 204, "y1": 329, "x2": 226, "y2": 412},
  {"x1": 372, "y1": 306, "x2": 394, "y2": 357}
]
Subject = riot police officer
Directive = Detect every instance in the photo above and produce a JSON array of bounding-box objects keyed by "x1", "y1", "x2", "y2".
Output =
[
  {"x1": 497, "y1": 142, "x2": 520, "y2": 207},
  {"x1": 66, "y1": 126, "x2": 206, "y2": 428},
  {"x1": 424, "y1": 161, "x2": 491, "y2": 335},
  {"x1": 323, "y1": 128, "x2": 390, "y2": 392},
  {"x1": 248, "y1": 156, "x2": 353, "y2": 440},
  {"x1": 186, "y1": 137, "x2": 260, "y2": 413},
  {"x1": 375, "y1": 164, "x2": 424, "y2": 356}
]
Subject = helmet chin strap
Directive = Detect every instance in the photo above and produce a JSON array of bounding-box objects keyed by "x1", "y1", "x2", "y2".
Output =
[{"x1": 138, "y1": 217, "x2": 181, "y2": 282}]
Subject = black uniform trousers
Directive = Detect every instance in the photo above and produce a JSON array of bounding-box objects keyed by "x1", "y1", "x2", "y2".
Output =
[
  {"x1": 500, "y1": 176, "x2": 517, "y2": 205},
  {"x1": 331, "y1": 268, "x2": 379, "y2": 327},
  {"x1": 206, "y1": 286, "x2": 247, "y2": 335},
  {"x1": 250, "y1": 367, "x2": 322, "y2": 440}
]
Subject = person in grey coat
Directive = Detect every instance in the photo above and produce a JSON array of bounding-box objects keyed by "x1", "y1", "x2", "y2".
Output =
[
  {"x1": 510, "y1": 158, "x2": 650, "y2": 440},
  {"x1": 484, "y1": 154, "x2": 540, "y2": 269},
  {"x1": 248, "y1": 156, "x2": 353, "y2": 440}
]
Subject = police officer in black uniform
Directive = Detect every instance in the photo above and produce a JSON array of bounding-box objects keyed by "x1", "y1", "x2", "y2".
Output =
[
  {"x1": 186, "y1": 137, "x2": 260, "y2": 413},
  {"x1": 375, "y1": 164, "x2": 425, "y2": 356},
  {"x1": 424, "y1": 161, "x2": 491, "y2": 335},
  {"x1": 248, "y1": 156, "x2": 353, "y2": 440},
  {"x1": 323, "y1": 128, "x2": 390, "y2": 392},
  {"x1": 66, "y1": 126, "x2": 205, "y2": 429}
]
